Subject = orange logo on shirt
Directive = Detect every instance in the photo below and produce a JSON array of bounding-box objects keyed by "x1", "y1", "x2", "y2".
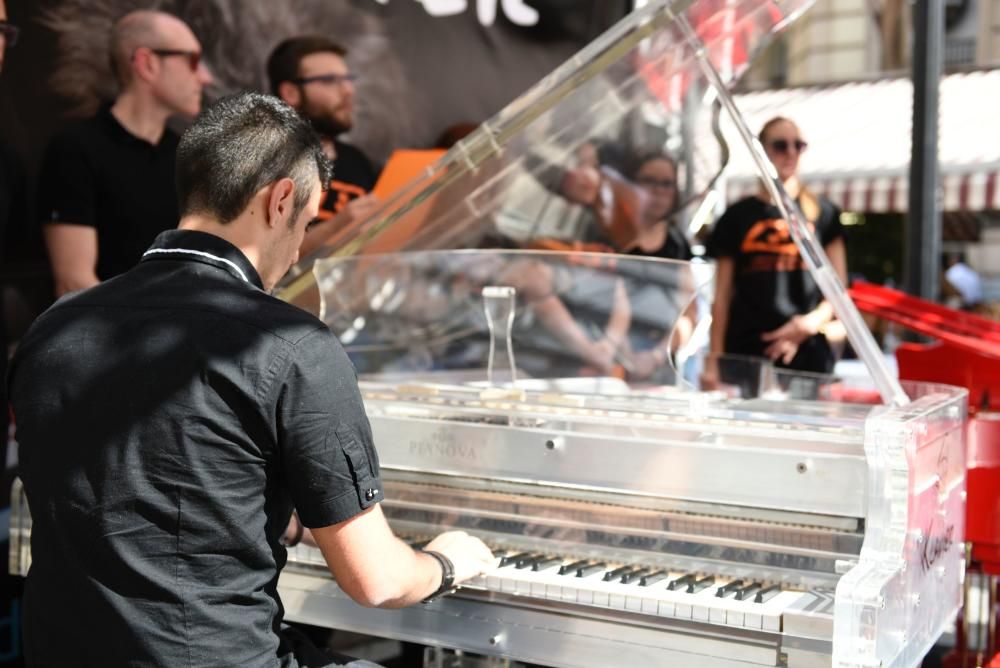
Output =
[
  {"x1": 326, "y1": 180, "x2": 368, "y2": 215},
  {"x1": 740, "y1": 218, "x2": 815, "y2": 272}
]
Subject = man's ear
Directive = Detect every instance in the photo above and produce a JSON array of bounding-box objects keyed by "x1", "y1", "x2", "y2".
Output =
[
  {"x1": 277, "y1": 81, "x2": 302, "y2": 108},
  {"x1": 132, "y1": 47, "x2": 159, "y2": 85},
  {"x1": 266, "y1": 178, "x2": 296, "y2": 229}
]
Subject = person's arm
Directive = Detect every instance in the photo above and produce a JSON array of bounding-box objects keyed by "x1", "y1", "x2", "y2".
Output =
[
  {"x1": 43, "y1": 224, "x2": 100, "y2": 296},
  {"x1": 760, "y1": 236, "x2": 847, "y2": 364},
  {"x1": 701, "y1": 256, "x2": 734, "y2": 387},
  {"x1": 311, "y1": 505, "x2": 494, "y2": 608},
  {"x1": 37, "y1": 130, "x2": 100, "y2": 297},
  {"x1": 278, "y1": 329, "x2": 494, "y2": 608}
]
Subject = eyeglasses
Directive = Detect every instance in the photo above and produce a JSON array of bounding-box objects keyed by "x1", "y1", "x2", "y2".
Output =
[
  {"x1": 767, "y1": 138, "x2": 808, "y2": 155},
  {"x1": 292, "y1": 73, "x2": 358, "y2": 87},
  {"x1": 149, "y1": 48, "x2": 202, "y2": 72},
  {"x1": 636, "y1": 177, "x2": 675, "y2": 190},
  {"x1": 0, "y1": 22, "x2": 20, "y2": 48}
]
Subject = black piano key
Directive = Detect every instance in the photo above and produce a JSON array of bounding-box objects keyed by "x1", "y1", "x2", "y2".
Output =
[
  {"x1": 754, "y1": 584, "x2": 782, "y2": 604},
  {"x1": 715, "y1": 580, "x2": 745, "y2": 598},
  {"x1": 532, "y1": 557, "x2": 564, "y2": 572},
  {"x1": 620, "y1": 568, "x2": 653, "y2": 584},
  {"x1": 515, "y1": 553, "x2": 544, "y2": 569},
  {"x1": 639, "y1": 570, "x2": 670, "y2": 587},
  {"x1": 667, "y1": 574, "x2": 697, "y2": 591},
  {"x1": 409, "y1": 539, "x2": 430, "y2": 550},
  {"x1": 687, "y1": 575, "x2": 715, "y2": 594},
  {"x1": 492, "y1": 549, "x2": 507, "y2": 558},
  {"x1": 736, "y1": 583, "x2": 763, "y2": 601},
  {"x1": 558, "y1": 560, "x2": 590, "y2": 576},
  {"x1": 500, "y1": 552, "x2": 530, "y2": 568},
  {"x1": 576, "y1": 562, "x2": 607, "y2": 578},
  {"x1": 602, "y1": 566, "x2": 634, "y2": 582}
]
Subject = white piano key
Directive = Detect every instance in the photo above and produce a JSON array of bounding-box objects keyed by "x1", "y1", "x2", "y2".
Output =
[{"x1": 678, "y1": 578, "x2": 729, "y2": 621}]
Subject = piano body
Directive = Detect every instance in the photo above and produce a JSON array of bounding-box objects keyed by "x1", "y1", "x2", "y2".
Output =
[{"x1": 8, "y1": 1, "x2": 967, "y2": 667}]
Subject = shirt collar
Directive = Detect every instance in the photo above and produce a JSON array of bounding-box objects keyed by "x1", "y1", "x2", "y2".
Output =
[
  {"x1": 99, "y1": 105, "x2": 174, "y2": 150},
  {"x1": 141, "y1": 229, "x2": 265, "y2": 290}
]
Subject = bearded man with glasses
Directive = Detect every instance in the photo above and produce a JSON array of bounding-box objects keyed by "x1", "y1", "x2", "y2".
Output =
[
  {"x1": 37, "y1": 10, "x2": 213, "y2": 297},
  {"x1": 268, "y1": 36, "x2": 382, "y2": 257}
]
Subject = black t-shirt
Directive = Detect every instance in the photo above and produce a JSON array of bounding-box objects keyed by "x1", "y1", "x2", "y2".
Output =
[
  {"x1": 36, "y1": 107, "x2": 180, "y2": 280},
  {"x1": 9, "y1": 230, "x2": 383, "y2": 667},
  {"x1": 321, "y1": 139, "x2": 379, "y2": 216},
  {"x1": 706, "y1": 195, "x2": 845, "y2": 371},
  {"x1": 0, "y1": 140, "x2": 23, "y2": 265},
  {"x1": 627, "y1": 222, "x2": 693, "y2": 261}
]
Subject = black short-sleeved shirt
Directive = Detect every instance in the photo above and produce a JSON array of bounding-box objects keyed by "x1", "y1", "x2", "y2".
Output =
[
  {"x1": 321, "y1": 139, "x2": 379, "y2": 216},
  {"x1": 706, "y1": 195, "x2": 845, "y2": 372},
  {"x1": 36, "y1": 107, "x2": 180, "y2": 280},
  {"x1": 627, "y1": 221, "x2": 694, "y2": 262},
  {"x1": 9, "y1": 229, "x2": 383, "y2": 668}
]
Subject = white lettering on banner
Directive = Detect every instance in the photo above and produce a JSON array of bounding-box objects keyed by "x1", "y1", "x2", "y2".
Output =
[{"x1": 371, "y1": 0, "x2": 539, "y2": 26}]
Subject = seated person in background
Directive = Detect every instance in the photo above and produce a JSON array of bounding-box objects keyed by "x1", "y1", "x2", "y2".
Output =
[
  {"x1": 268, "y1": 35, "x2": 381, "y2": 257},
  {"x1": 11, "y1": 92, "x2": 493, "y2": 668},
  {"x1": 942, "y1": 252, "x2": 983, "y2": 311},
  {"x1": 616, "y1": 150, "x2": 693, "y2": 261},
  {"x1": 522, "y1": 146, "x2": 696, "y2": 378},
  {"x1": 535, "y1": 144, "x2": 692, "y2": 261},
  {"x1": 38, "y1": 10, "x2": 212, "y2": 297}
]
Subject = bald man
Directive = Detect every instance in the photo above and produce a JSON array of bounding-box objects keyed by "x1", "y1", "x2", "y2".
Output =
[{"x1": 38, "y1": 10, "x2": 213, "y2": 297}]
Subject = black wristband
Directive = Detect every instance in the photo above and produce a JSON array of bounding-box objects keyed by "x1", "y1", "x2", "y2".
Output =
[{"x1": 421, "y1": 549, "x2": 456, "y2": 603}]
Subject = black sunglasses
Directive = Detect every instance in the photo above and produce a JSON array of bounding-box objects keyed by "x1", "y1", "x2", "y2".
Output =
[
  {"x1": 0, "y1": 22, "x2": 19, "y2": 48},
  {"x1": 768, "y1": 138, "x2": 808, "y2": 154},
  {"x1": 149, "y1": 48, "x2": 202, "y2": 72},
  {"x1": 292, "y1": 73, "x2": 358, "y2": 87}
]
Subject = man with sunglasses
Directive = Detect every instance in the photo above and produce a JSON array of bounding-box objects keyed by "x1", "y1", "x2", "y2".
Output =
[
  {"x1": 268, "y1": 36, "x2": 381, "y2": 256},
  {"x1": 37, "y1": 10, "x2": 213, "y2": 297}
]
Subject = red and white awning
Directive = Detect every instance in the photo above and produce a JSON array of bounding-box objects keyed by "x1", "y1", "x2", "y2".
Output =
[
  {"x1": 718, "y1": 69, "x2": 1000, "y2": 213},
  {"x1": 726, "y1": 170, "x2": 1000, "y2": 213}
]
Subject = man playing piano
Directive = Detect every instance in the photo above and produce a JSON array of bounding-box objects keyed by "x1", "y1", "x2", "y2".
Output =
[{"x1": 9, "y1": 92, "x2": 494, "y2": 668}]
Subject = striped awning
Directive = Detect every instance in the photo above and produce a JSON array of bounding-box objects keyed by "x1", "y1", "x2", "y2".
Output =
[{"x1": 719, "y1": 69, "x2": 1000, "y2": 213}]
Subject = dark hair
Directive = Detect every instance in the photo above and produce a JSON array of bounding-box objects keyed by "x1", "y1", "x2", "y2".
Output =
[
  {"x1": 625, "y1": 149, "x2": 677, "y2": 181},
  {"x1": 176, "y1": 92, "x2": 333, "y2": 225},
  {"x1": 267, "y1": 36, "x2": 348, "y2": 95}
]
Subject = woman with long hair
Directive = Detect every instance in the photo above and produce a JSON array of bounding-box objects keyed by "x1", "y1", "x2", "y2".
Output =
[{"x1": 703, "y1": 116, "x2": 847, "y2": 386}]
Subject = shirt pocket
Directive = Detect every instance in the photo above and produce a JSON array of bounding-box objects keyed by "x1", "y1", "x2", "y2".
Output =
[{"x1": 334, "y1": 425, "x2": 382, "y2": 510}]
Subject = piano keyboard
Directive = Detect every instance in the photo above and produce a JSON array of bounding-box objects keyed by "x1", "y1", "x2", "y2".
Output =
[{"x1": 285, "y1": 544, "x2": 806, "y2": 633}]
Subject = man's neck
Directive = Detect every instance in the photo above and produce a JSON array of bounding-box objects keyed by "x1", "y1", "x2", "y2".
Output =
[
  {"x1": 757, "y1": 175, "x2": 802, "y2": 202},
  {"x1": 320, "y1": 136, "x2": 337, "y2": 161},
  {"x1": 178, "y1": 215, "x2": 262, "y2": 277},
  {"x1": 110, "y1": 90, "x2": 172, "y2": 145}
]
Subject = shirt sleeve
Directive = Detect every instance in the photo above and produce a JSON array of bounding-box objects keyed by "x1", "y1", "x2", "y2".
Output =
[
  {"x1": 705, "y1": 203, "x2": 744, "y2": 259},
  {"x1": 275, "y1": 327, "x2": 384, "y2": 528},
  {"x1": 37, "y1": 130, "x2": 97, "y2": 227},
  {"x1": 817, "y1": 198, "x2": 846, "y2": 247}
]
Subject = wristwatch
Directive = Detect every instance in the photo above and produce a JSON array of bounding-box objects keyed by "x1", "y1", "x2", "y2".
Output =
[{"x1": 421, "y1": 549, "x2": 456, "y2": 602}]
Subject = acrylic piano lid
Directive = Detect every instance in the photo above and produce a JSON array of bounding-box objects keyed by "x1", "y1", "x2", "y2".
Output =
[{"x1": 275, "y1": 0, "x2": 901, "y2": 404}]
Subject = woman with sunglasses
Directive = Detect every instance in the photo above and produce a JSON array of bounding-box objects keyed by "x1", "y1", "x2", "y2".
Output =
[{"x1": 703, "y1": 116, "x2": 847, "y2": 389}]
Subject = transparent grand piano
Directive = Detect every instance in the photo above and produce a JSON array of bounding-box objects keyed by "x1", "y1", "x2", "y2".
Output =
[{"x1": 9, "y1": 1, "x2": 966, "y2": 667}]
